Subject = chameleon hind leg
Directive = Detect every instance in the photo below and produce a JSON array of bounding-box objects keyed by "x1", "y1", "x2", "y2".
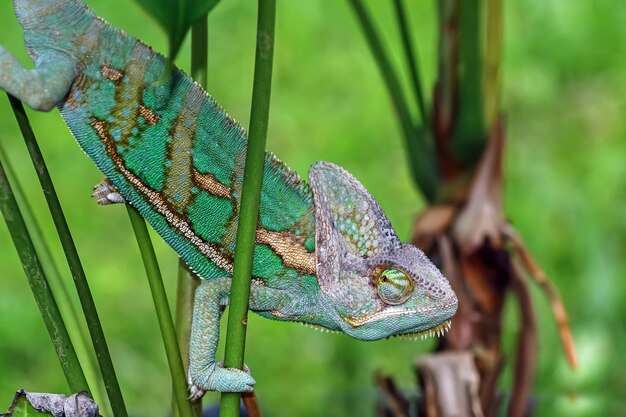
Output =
[
  {"x1": 188, "y1": 278, "x2": 290, "y2": 397},
  {"x1": 0, "y1": 48, "x2": 76, "y2": 111},
  {"x1": 92, "y1": 178, "x2": 126, "y2": 205}
]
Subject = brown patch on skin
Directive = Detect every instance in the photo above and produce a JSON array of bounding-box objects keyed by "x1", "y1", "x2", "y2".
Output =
[
  {"x1": 91, "y1": 118, "x2": 234, "y2": 273},
  {"x1": 138, "y1": 105, "x2": 160, "y2": 125},
  {"x1": 252, "y1": 278, "x2": 266, "y2": 286},
  {"x1": 269, "y1": 310, "x2": 288, "y2": 318},
  {"x1": 192, "y1": 169, "x2": 231, "y2": 199},
  {"x1": 101, "y1": 64, "x2": 124, "y2": 82},
  {"x1": 256, "y1": 228, "x2": 317, "y2": 275},
  {"x1": 106, "y1": 45, "x2": 151, "y2": 146},
  {"x1": 91, "y1": 119, "x2": 108, "y2": 137},
  {"x1": 65, "y1": 91, "x2": 78, "y2": 108}
]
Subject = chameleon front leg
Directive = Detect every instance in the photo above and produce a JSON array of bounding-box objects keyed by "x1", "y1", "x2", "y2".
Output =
[
  {"x1": 188, "y1": 278, "x2": 289, "y2": 397},
  {"x1": 0, "y1": 48, "x2": 76, "y2": 111}
]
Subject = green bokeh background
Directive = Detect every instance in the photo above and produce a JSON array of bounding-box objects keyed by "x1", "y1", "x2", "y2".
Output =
[{"x1": 0, "y1": 1, "x2": 624, "y2": 416}]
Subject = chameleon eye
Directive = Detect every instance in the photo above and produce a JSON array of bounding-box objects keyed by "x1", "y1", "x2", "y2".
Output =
[{"x1": 376, "y1": 268, "x2": 413, "y2": 305}]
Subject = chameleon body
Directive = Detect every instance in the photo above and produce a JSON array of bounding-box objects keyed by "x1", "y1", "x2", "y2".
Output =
[{"x1": 1, "y1": 0, "x2": 458, "y2": 394}]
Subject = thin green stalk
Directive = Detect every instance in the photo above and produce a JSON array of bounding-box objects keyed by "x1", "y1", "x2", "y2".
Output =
[
  {"x1": 484, "y1": 0, "x2": 502, "y2": 128},
  {"x1": 125, "y1": 206, "x2": 193, "y2": 417},
  {"x1": 192, "y1": 18, "x2": 208, "y2": 88},
  {"x1": 174, "y1": 259, "x2": 202, "y2": 417},
  {"x1": 436, "y1": 0, "x2": 458, "y2": 145},
  {"x1": 0, "y1": 142, "x2": 109, "y2": 416},
  {"x1": 347, "y1": 0, "x2": 439, "y2": 201},
  {"x1": 392, "y1": 0, "x2": 427, "y2": 125},
  {"x1": 0, "y1": 153, "x2": 89, "y2": 394},
  {"x1": 7, "y1": 94, "x2": 127, "y2": 417},
  {"x1": 453, "y1": 0, "x2": 486, "y2": 164},
  {"x1": 172, "y1": 17, "x2": 209, "y2": 417},
  {"x1": 220, "y1": 0, "x2": 276, "y2": 415}
]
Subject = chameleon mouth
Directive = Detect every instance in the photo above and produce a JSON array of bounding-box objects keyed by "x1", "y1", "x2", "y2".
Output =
[
  {"x1": 342, "y1": 300, "x2": 458, "y2": 328},
  {"x1": 392, "y1": 319, "x2": 452, "y2": 341},
  {"x1": 295, "y1": 318, "x2": 452, "y2": 339}
]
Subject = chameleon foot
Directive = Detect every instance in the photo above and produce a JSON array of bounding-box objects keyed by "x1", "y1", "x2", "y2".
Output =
[
  {"x1": 92, "y1": 178, "x2": 125, "y2": 205},
  {"x1": 188, "y1": 362, "x2": 255, "y2": 398}
]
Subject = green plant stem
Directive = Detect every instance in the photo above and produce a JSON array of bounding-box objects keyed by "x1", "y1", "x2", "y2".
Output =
[
  {"x1": 0, "y1": 142, "x2": 109, "y2": 416},
  {"x1": 174, "y1": 259, "x2": 202, "y2": 417},
  {"x1": 0, "y1": 152, "x2": 89, "y2": 394},
  {"x1": 347, "y1": 0, "x2": 439, "y2": 201},
  {"x1": 7, "y1": 94, "x2": 127, "y2": 417},
  {"x1": 192, "y1": 18, "x2": 208, "y2": 88},
  {"x1": 484, "y1": 0, "x2": 502, "y2": 128},
  {"x1": 125, "y1": 206, "x2": 193, "y2": 417},
  {"x1": 220, "y1": 0, "x2": 276, "y2": 415},
  {"x1": 453, "y1": 0, "x2": 486, "y2": 164},
  {"x1": 436, "y1": 0, "x2": 458, "y2": 144},
  {"x1": 392, "y1": 0, "x2": 427, "y2": 125}
]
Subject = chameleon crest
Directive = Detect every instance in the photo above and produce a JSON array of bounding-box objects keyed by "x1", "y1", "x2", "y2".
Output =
[{"x1": 0, "y1": 0, "x2": 458, "y2": 394}]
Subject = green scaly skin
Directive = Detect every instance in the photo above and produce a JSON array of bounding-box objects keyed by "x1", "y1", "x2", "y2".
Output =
[{"x1": 0, "y1": 0, "x2": 458, "y2": 395}]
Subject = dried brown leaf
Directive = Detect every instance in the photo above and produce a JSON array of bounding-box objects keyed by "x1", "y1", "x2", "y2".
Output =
[{"x1": 453, "y1": 116, "x2": 506, "y2": 254}]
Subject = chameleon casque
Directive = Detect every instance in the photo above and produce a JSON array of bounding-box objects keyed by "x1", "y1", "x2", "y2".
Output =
[{"x1": 0, "y1": 0, "x2": 458, "y2": 395}]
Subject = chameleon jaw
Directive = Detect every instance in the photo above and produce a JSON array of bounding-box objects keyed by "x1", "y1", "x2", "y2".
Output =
[
  {"x1": 341, "y1": 300, "x2": 458, "y2": 328},
  {"x1": 392, "y1": 319, "x2": 452, "y2": 341}
]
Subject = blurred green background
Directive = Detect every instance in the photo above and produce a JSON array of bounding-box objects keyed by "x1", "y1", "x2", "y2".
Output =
[{"x1": 0, "y1": 1, "x2": 624, "y2": 416}]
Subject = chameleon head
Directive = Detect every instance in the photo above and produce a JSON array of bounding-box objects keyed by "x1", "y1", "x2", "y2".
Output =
[{"x1": 309, "y1": 162, "x2": 458, "y2": 341}]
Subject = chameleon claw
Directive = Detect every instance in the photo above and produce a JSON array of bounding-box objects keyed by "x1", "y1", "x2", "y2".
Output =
[
  {"x1": 187, "y1": 383, "x2": 206, "y2": 402},
  {"x1": 92, "y1": 178, "x2": 126, "y2": 205},
  {"x1": 189, "y1": 362, "x2": 255, "y2": 394}
]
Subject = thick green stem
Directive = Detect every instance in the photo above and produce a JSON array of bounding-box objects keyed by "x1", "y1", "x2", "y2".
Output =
[
  {"x1": 392, "y1": 0, "x2": 427, "y2": 125},
  {"x1": 0, "y1": 142, "x2": 109, "y2": 416},
  {"x1": 7, "y1": 94, "x2": 127, "y2": 417},
  {"x1": 125, "y1": 206, "x2": 193, "y2": 417},
  {"x1": 0, "y1": 150, "x2": 89, "y2": 394},
  {"x1": 347, "y1": 0, "x2": 439, "y2": 201},
  {"x1": 219, "y1": 0, "x2": 276, "y2": 415}
]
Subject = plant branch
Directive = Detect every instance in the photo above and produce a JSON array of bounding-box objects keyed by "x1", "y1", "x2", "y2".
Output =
[
  {"x1": 392, "y1": 0, "x2": 427, "y2": 124},
  {"x1": 453, "y1": 0, "x2": 486, "y2": 165},
  {"x1": 347, "y1": 0, "x2": 439, "y2": 201},
  {"x1": 508, "y1": 260, "x2": 537, "y2": 417},
  {"x1": 191, "y1": 18, "x2": 208, "y2": 88},
  {"x1": 0, "y1": 145, "x2": 89, "y2": 394},
  {"x1": 126, "y1": 206, "x2": 193, "y2": 417},
  {"x1": 505, "y1": 225, "x2": 578, "y2": 369},
  {"x1": 0, "y1": 141, "x2": 109, "y2": 415},
  {"x1": 7, "y1": 94, "x2": 127, "y2": 417},
  {"x1": 484, "y1": 0, "x2": 503, "y2": 129},
  {"x1": 220, "y1": 0, "x2": 276, "y2": 415},
  {"x1": 174, "y1": 260, "x2": 201, "y2": 417}
]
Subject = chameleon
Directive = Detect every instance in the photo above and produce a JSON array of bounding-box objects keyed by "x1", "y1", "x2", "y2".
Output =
[{"x1": 0, "y1": 0, "x2": 458, "y2": 395}]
